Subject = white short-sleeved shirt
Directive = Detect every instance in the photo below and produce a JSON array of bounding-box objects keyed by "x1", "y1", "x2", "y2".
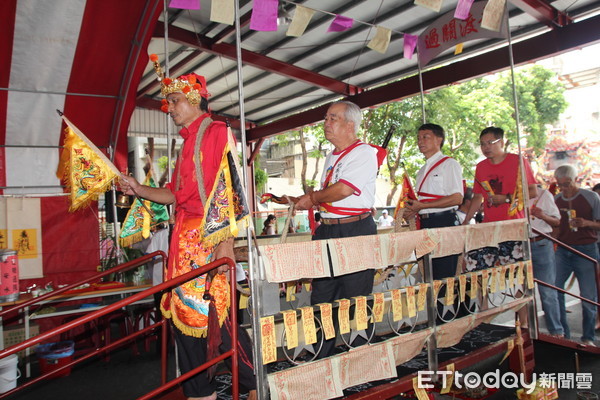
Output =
[
  {"x1": 415, "y1": 151, "x2": 463, "y2": 214},
  {"x1": 529, "y1": 188, "x2": 560, "y2": 237},
  {"x1": 320, "y1": 143, "x2": 377, "y2": 218}
]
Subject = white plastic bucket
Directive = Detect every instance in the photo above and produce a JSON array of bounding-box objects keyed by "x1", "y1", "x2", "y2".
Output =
[{"x1": 0, "y1": 354, "x2": 20, "y2": 393}]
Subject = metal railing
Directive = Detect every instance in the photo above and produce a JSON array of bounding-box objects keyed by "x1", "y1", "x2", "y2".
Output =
[{"x1": 0, "y1": 253, "x2": 240, "y2": 400}]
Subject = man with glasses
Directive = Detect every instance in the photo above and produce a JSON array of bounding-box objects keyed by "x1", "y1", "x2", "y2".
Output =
[
  {"x1": 553, "y1": 165, "x2": 600, "y2": 347},
  {"x1": 462, "y1": 127, "x2": 537, "y2": 270}
]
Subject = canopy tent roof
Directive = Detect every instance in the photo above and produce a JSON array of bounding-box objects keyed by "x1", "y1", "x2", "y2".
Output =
[{"x1": 136, "y1": 0, "x2": 600, "y2": 144}]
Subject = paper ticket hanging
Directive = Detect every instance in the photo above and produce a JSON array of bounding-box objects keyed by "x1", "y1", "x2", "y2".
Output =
[
  {"x1": 498, "y1": 266, "x2": 506, "y2": 291},
  {"x1": 281, "y1": 309, "x2": 298, "y2": 350},
  {"x1": 526, "y1": 260, "x2": 535, "y2": 289},
  {"x1": 417, "y1": 283, "x2": 428, "y2": 311},
  {"x1": 406, "y1": 286, "x2": 417, "y2": 318},
  {"x1": 481, "y1": 269, "x2": 490, "y2": 297},
  {"x1": 469, "y1": 272, "x2": 478, "y2": 299},
  {"x1": 440, "y1": 363, "x2": 455, "y2": 394},
  {"x1": 516, "y1": 262, "x2": 525, "y2": 285},
  {"x1": 445, "y1": 277, "x2": 455, "y2": 306},
  {"x1": 508, "y1": 264, "x2": 516, "y2": 289},
  {"x1": 499, "y1": 339, "x2": 515, "y2": 364},
  {"x1": 318, "y1": 303, "x2": 336, "y2": 340},
  {"x1": 489, "y1": 267, "x2": 498, "y2": 293},
  {"x1": 260, "y1": 316, "x2": 277, "y2": 364},
  {"x1": 337, "y1": 299, "x2": 351, "y2": 334},
  {"x1": 286, "y1": 281, "x2": 297, "y2": 302},
  {"x1": 458, "y1": 274, "x2": 467, "y2": 302},
  {"x1": 300, "y1": 306, "x2": 317, "y2": 345},
  {"x1": 372, "y1": 292, "x2": 385, "y2": 323},
  {"x1": 413, "y1": 377, "x2": 431, "y2": 400},
  {"x1": 391, "y1": 289, "x2": 403, "y2": 322},
  {"x1": 354, "y1": 296, "x2": 368, "y2": 331}
]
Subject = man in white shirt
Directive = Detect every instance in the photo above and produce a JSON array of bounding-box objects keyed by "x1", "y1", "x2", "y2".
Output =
[
  {"x1": 405, "y1": 124, "x2": 464, "y2": 282},
  {"x1": 529, "y1": 185, "x2": 563, "y2": 337},
  {"x1": 296, "y1": 101, "x2": 382, "y2": 357},
  {"x1": 377, "y1": 209, "x2": 394, "y2": 227}
]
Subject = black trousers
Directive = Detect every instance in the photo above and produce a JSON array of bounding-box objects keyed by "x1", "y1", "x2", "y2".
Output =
[
  {"x1": 311, "y1": 217, "x2": 377, "y2": 358},
  {"x1": 173, "y1": 317, "x2": 256, "y2": 397},
  {"x1": 419, "y1": 211, "x2": 460, "y2": 280}
]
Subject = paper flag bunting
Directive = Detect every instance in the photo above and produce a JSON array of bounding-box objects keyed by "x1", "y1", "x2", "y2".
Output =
[
  {"x1": 454, "y1": 0, "x2": 475, "y2": 19},
  {"x1": 403, "y1": 34, "x2": 418, "y2": 59},
  {"x1": 328, "y1": 15, "x2": 353, "y2": 32},
  {"x1": 286, "y1": 5, "x2": 315, "y2": 37},
  {"x1": 210, "y1": 0, "x2": 234, "y2": 25},
  {"x1": 367, "y1": 26, "x2": 392, "y2": 54},
  {"x1": 250, "y1": 0, "x2": 278, "y2": 31},
  {"x1": 169, "y1": 0, "x2": 200, "y2": 10}
]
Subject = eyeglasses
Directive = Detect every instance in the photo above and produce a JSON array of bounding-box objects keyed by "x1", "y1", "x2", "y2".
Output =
[
  {"x1": 479, "y1": 138, "x2": 501, "y2": 147},
  {"x1": 556, "y1": 180, "x2": 573, "y2": 188}
]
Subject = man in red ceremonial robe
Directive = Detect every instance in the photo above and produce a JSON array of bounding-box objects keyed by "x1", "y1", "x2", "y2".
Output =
[{"x1": 120, "y1": 57, "x2": 255, "y2": 400}]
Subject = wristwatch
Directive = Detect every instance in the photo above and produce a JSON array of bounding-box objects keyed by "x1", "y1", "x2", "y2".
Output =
[{"x1": 505, "y1": 194, "x2": 512, "y2": 203}]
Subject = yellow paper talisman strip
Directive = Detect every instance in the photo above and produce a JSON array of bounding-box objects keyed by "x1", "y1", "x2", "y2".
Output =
[
  {"x1": 526, "y1": 260, "x2": 535, "y2": 289},
  {"x1": 417, "y1": 283, "x2": 428, "y2": 311},
  {"x1": 372, "y1": 292, "x2": 385, "y2": 323},
  {"x1": 286, "y1": 282, "x2": 297, "y2": 302},
  {"x1": 458, "y1": 274, "x2": 467, "y2": 302},
  {"x1": 445, "y1": 277, "x2": 455, "y2": 306},
  {"x1": 517, "y1": 262, "x2": 525, "y2": 285},
  {"x1": 490, "y1": 267, "x2": 498, "y2": 293},
  {"x1": 498, "y1": 266, "x2": 506, "y2": 291},
  {"x1": 481, "y1": 269, "x2": 490, "y2": 297},
  {"x1": 260, "y1": 316, "x2": 277, "y2": 364},
  {"x1": 440, "y1": 363, "x2": 455, "y2": 394},
  {"x1": 318, "y1": 303, "x2": 336, "y2": 340},
  {"x1": 413, "y1": 377, "x2": 430, "y2": 400},
  {"x1": 469, "y1": 272, "x2": 478, "y2": 298},
  {"x1": 508, "y1": 264, "x2": 516, "y2": 289},
  {"x1": 499, "y1": 339, "x2": 514, "y2": 364},
  {"x1": 391, "y1": 289, "x2": 403, "y2": 322},
  {"x1": 354, "y1": 296, "x2": 368, "y2": 331},
  {"x1": 239, "y1": 293, "x2": 249, "y2": 309},
  {"x1": 433, "y1": 280, "x2": 442, "y2": 298},
  {"x1": 337, "y1": 299, "x2": 351, "y2": 334},
  {"x1": 281, "y1": 310, "x2": 298, "y2": 350},
  {"x1": 406, "y1": 286, "x2": 417, "y2": 318},
  {"x1": 300, "y1": 307, "x2": 317, "y2": 345},
  {"x1": 304, "y1": 282, "x2": 311, "y2": 292}
]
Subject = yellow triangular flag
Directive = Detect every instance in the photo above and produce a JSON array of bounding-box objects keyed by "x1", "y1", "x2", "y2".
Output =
[
  {"x1": 210, "y1": 0, "x2": 234, "y2": 25},
  {"x1": 286, "y1": 5, "x2": 315, "y2": 37},
  {"x1": 454, "y1": 43, "x2": 464, "y2": 55},
  {"x1": 56, "y1": 116, "x2": 119, "y2": 212},
  {"x1": 367, "y1": 26, "x2": 392, "y2": 54}
]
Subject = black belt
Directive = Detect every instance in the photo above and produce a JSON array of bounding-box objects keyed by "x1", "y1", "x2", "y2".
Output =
[
  {"x1": 419, "y1": 210, "x2": 456, "y2": 220},
  {"x1": 321, "y1": 212, "x2": 372, "y2": 225}
]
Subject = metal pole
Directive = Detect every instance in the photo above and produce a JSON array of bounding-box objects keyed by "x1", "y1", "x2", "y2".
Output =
[
  {"x1": 505, "y1": 4, "x2": 537, "y2": 339},
  {"x1": 423, "y1": 254, "x2": 439, "y2": 381},
  {"x1": 233, "y1": 1, "x2": 265, "y2": 398},
  {"x1": 417, "y1": 61, "x2": 426, "y2": 123},
  {"x1": 163, "y1": 0, "x2": 174, "y2": 184}
]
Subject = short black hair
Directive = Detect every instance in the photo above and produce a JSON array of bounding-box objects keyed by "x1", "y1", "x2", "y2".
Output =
[
  {"x1": 593, "y1": 183, "x2": 600, "y2": 192},
  {"x1": 200, "y1": 97, "x2": 209, "y2": 113},
  {"x1": 418, "y1": 123, "x2": 445, "y2": 148},
  {"x1": 480, "y1": 126, "x2": 504, "y2": 139}
]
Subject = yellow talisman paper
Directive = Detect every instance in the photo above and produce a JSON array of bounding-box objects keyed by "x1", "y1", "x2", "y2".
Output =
[
  {"x1": 481, "y1": 269, "x2": 490, "y2": 297},
  {"x1": 286, "y1": 282, "x2": 297, "y2": 302},
  {"x1": 445, "y1": 278, "x2": 455, "y2": 306},
  {"x1": 526, "y1": 260, "x2": 535, "y2": 289},
  {"x1": 499, "y1": 339, "x2": 514, "y2": 364},
  {"x1": 516, "y1": 262, "x2": 525, "y2": 285},
  {"x1": 281, "y1": 310, "x2": 298, "y2": 350},
  {"x1": 372, "y1": 292, "x2": 385, "y2": 323},
  {"x1": 239, "y1": 293, "x2": 249, "y2": 309},
  {"x1": 260, "y1": 316, "x2": 277, "y2": 364},
  {"x1": 391, "y1": 289, "x2": 403, "y2": 322},
  {"x1": 413, "y1": 377, "x2": 431, "y2": 400},
  {"x1": 489, "y1": 267, "x2": 498, "y2": 293},
  {"x1": 354, "y1": 296, "x2": 368, "y2": 331},
  {"x1": 417, "y1": 283, "x2": 428, "y2": 311},
  {"x1": 440, "y1": 363, "x2": 455, "y2": 394},
  {"x1": 318, "y1": 303, "x2": 336, "y2": 340},
  {"x1": 406, "y1": 286, "x2": 417, "y2": 318},
  {"x1": 337, "y1": 299, "x2": 351, "y2": 335},
  {"x1": 433, "y1": 280, "x2": 442, "y2": 298},
  {"x1": 469, "y1": 272, "x2": 478, "y2": 298},
  {"x1": 304, "y1": 282, "x2": 311, "y2": 292},
  {"x1": 458, "y1": 274, "x2": 467, "y2": 302},
  {"x1": 498, "y1": 266, "x2": 506, "y2": 291},
  {"x1": 508, "y1": 264, "x2": 516, "y2": 289},
  {"x1": 300, "y1": 307, "x2": 317, "y2": 345}
]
